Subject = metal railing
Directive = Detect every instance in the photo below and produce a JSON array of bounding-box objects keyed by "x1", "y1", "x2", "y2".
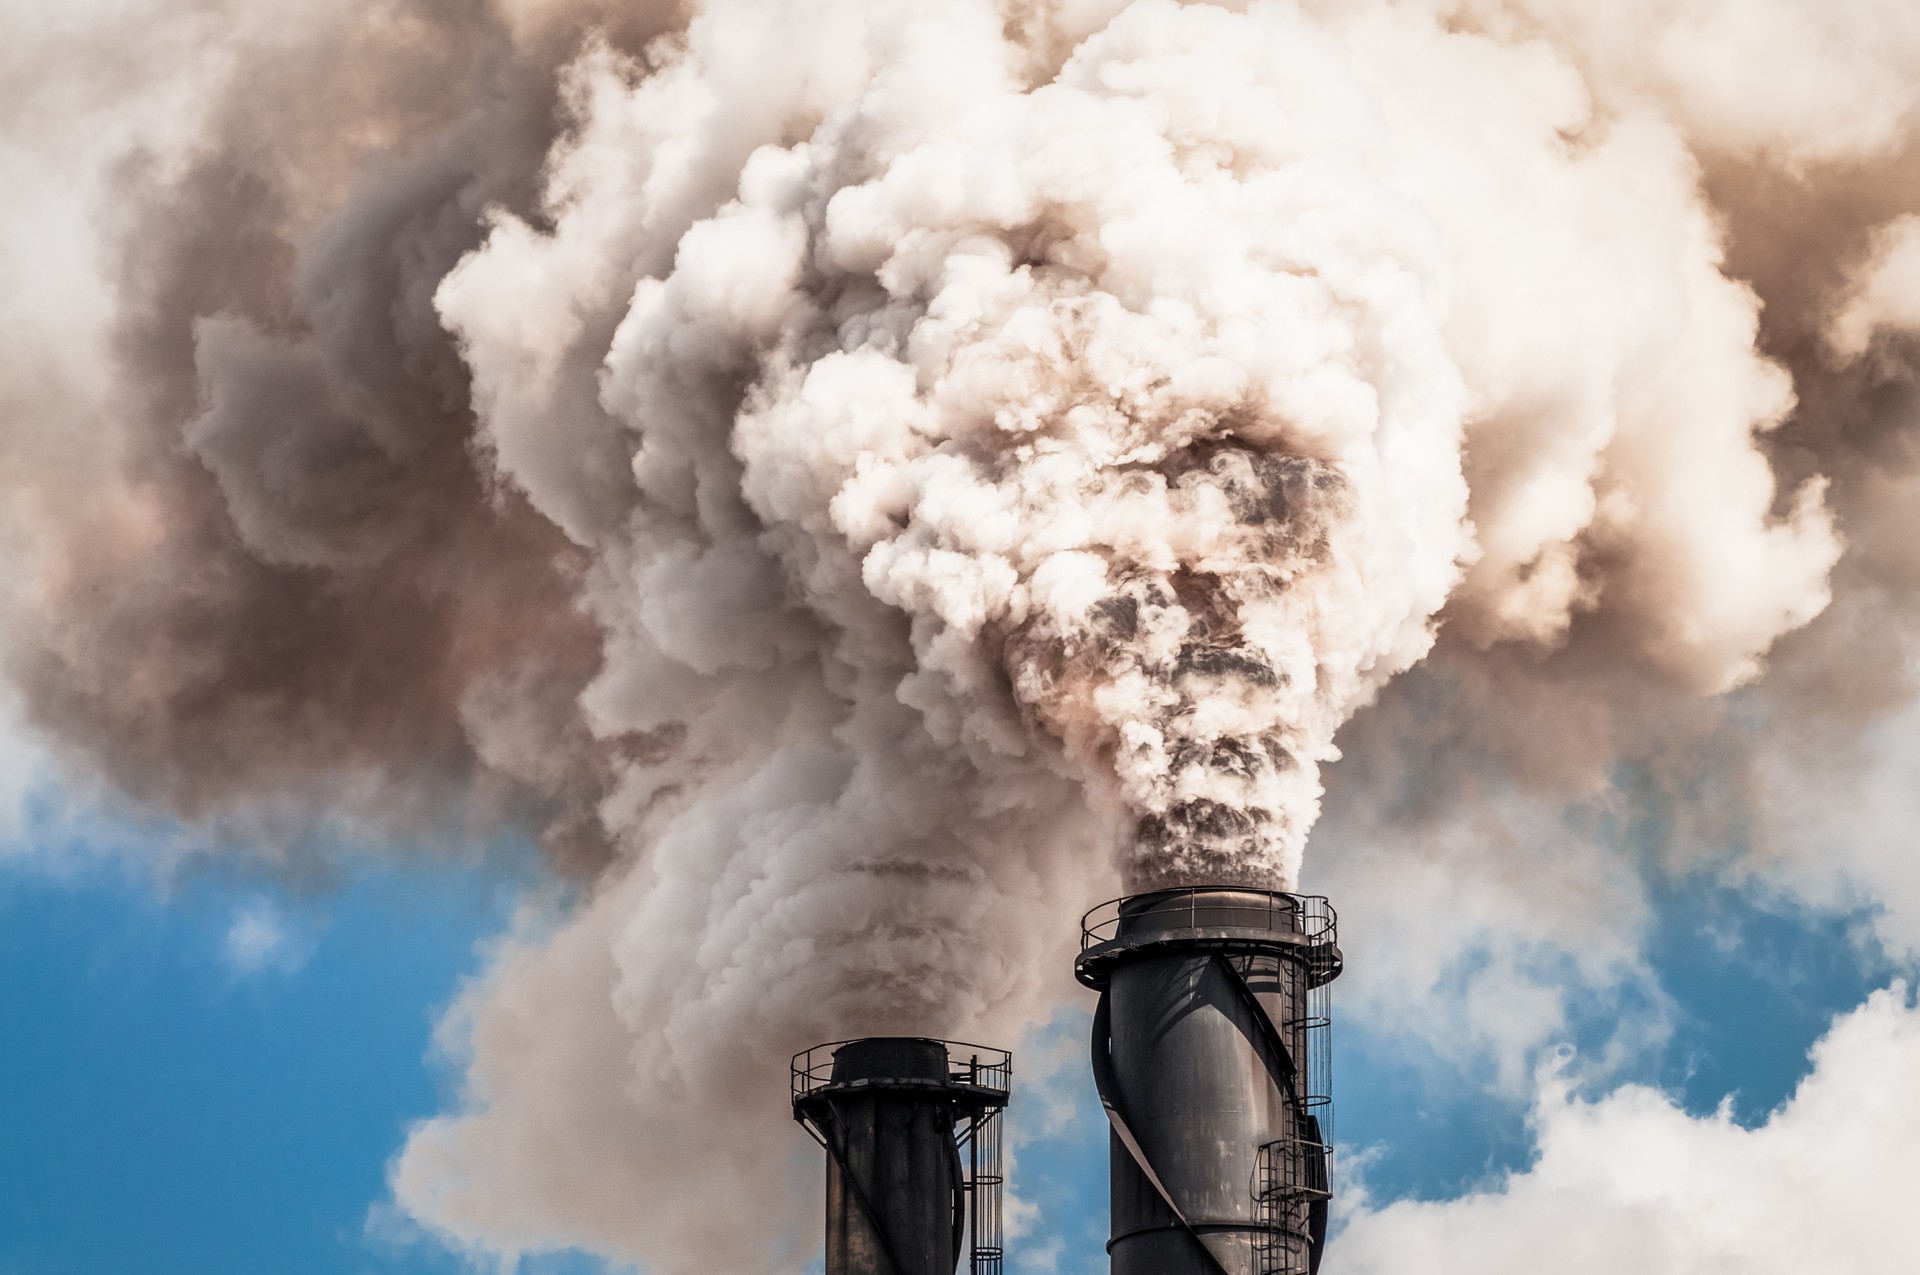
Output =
[
  {"x1": 966, "y1": 1103, "x2": 1005, "y2": 1275},
  {"x1": 1079, "y1": 887, "x2": 1337, "y2": 952},
  {"x1": 1256, "y1": 1133, "x2": 1332, "y2": 1203},
  {"x1": 790, "y1": 1039, "x2": 1012, "y2": 1275},
  {"x1": 1253, "y1": 1133, "x2": 1333, "y2": 1275},
  {"x1": 790, "y1": 1039, "x2": 1012, "y2": 1103}
]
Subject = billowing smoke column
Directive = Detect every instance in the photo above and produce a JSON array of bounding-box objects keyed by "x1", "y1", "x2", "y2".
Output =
[
  {"x1": 555, "y1": 0, "x2": 1483, "y2": 894},
  {"x1": 12, "y1": 0, "x2": 1920, "y2": 1268},
  {"x1": 1078, "y1": 889, "x2": 1341, "y2": 1274},
  {"x1": 792, "y1": 1038, "x2": 1010, "y2": 1275}
]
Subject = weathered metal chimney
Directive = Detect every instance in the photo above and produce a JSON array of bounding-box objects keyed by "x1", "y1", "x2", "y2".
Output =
[
  {"x1": 792, "y1": 1037, "x2": 1011, "y2": 1275},
  {"x1": 1076, "y1": 887, "x2": 1343, "y2": 1275}
]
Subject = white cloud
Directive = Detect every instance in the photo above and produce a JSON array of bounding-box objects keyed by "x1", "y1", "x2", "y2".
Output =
[
  {"x1": 221, "y1": 899, "x2": 313, "y2": 977},
  {"x1": 1753, "y1": 692, "x2": 1920, "y2": 961},
  {"x1": 1002, "y1": 1007, "x2": 1102, "y2": 1266},
  {"x1": 1331, "y1": 984, "x2": 1920, "y2": 1275},
  {"x1": 0, "y1": 705, "x2": 50, "y2": 854},
  {"x1": 1312, "y1": 783, "x2": 1666, "y2": 1095}
]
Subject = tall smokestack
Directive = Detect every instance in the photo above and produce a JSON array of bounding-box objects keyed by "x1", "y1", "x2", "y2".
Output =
[
  {"x1": 1076, "y1": 888, "x2": 1343, "y2": 1275},
  {"x1": 792, "y1": 1037, "x2": 1011, "y2": 1275}
]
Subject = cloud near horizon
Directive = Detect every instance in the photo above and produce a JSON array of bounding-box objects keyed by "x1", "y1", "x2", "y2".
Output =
[{"x1": 1335, "y1": 983, "x2": 1920, "y2": 1275}]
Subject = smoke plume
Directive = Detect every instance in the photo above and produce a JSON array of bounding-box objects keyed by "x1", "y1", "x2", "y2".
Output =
[{"x1": 6, "y1": 0, "x2": 1920, "y2": 1267}]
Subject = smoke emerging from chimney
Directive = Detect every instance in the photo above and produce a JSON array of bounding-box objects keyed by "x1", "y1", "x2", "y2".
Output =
[
  {"x1": 431, "y1": 0, "x2": 1837, "y2": 896},
  {"x1": 7, "y1": 0, "x2": 1920, "y2": 1267},
  {"x1": 544, "y1": 1, "x2": 1486, "y2": 892}
]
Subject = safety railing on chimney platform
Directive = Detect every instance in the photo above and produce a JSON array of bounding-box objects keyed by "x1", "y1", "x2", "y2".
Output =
[{"x1": 789, "y1": 1039, "x2": 1010, "y2": 1275}]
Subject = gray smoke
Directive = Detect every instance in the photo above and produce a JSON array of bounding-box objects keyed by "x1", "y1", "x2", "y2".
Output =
[{"x1": 5, "y1": 0, "x2": 1920, "y2": 1269}]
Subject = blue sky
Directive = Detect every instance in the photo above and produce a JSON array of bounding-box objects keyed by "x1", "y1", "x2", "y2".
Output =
[
  {"x1": 0, "y1": 813, "x2": 1903, "y2": 1274},
  {"x1": 0, "y1": 840, "x2": 604, "y2": 1275}
]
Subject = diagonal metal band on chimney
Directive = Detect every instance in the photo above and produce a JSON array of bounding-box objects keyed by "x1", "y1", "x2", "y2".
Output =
[
  {"x1": 1076, "y1": 887, "x2": 1344, "y2": 1275},
  {"x1": 793, "y1": 1037, "x2": 1012, "y2": 1275}
]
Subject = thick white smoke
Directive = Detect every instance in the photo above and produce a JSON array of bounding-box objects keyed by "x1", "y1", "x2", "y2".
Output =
[
  {"x1": 443, "y1": 0, "x2": 1834, "y2": 896},
  {"x1": 7, "y1": 0, "x2": 1920, "y2": 1270},
  {"x1": 395, "y1": 0, "x2": 1848, "y2": 1262}
]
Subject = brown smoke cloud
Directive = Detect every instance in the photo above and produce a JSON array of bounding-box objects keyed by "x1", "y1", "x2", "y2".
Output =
[
  {"x1": 3, "y1": 0, "x2": 687, "y2": 868},
  {"x1": 5, "y1": 0, "x2": 1920, "y2": 1270}
]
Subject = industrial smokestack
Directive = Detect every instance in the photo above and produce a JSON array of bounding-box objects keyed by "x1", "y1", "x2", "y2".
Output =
[
  {"x1": 1076, "y1": 888, "x2": 1343, "y2": 1275},
  {"x1": 791, "y1": 1037, "x2": 1011, "y2": 1275}
]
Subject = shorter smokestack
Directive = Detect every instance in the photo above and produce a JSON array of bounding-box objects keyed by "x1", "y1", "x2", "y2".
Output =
[
  {"x1": 792, "y1": 1037, "x2": 1011, "y2": 1275},
  {"x1": 1077, "y1": 887, "x2": 1343, "y2": 1275}
]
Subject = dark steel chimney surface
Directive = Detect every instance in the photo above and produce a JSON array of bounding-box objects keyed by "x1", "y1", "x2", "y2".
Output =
[
  {"x1": 1076, "y1": 887, "x2": 1344, "y2": 1275},
  {"x1": 792, "y1": 1037, "x2": 1011, "y2": 1275}
]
